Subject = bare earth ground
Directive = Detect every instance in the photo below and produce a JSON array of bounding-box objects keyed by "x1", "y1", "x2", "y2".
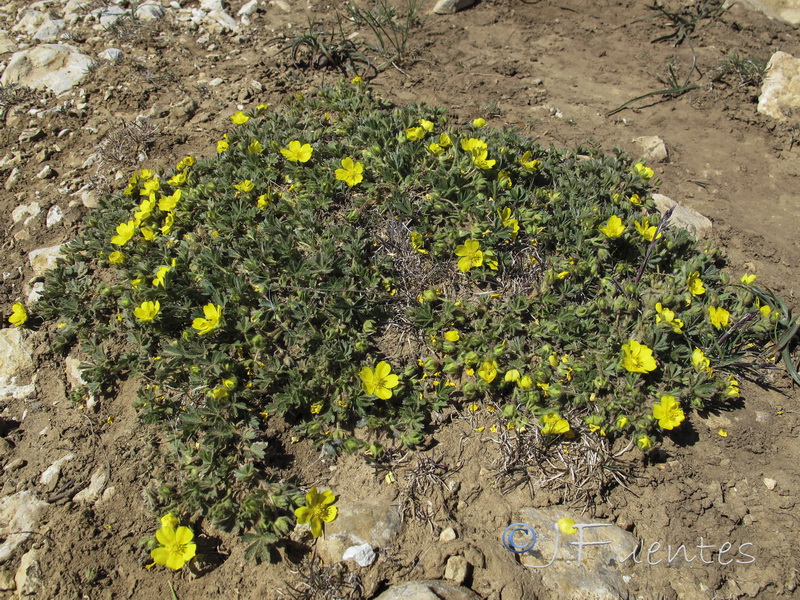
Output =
[{"x1": 1, "y1": 0, "x2": 800, "y2": 598}]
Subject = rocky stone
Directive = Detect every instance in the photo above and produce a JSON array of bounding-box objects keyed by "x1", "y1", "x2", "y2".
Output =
[
  {"x1": 73, "y1": 467, "x2": 107, "y2": 504},
  {"x1": 3, "y1": 458, "x2": 26, "y2": 472},
  {"x1": 0, "y1": 34, "x2": 18, "y2": 55},
  {"x1": 0, "y1": 328, "x2": 36, "y2": 401},
  {"x1": 65, "y1": 0, "x2": 90, "y2": 15},
  {"x1": 651, "y1": 193, "x2": 713, "y2": 239},
  {"x1": 0, "y1": 569, "x2": 15, "y2": 591},
  {"x1": 373, "y1": 580, "x2": 482, "y2": 600},
  {"x1": 46, "y1": 205, "x2": 63, "y2": 227},
  {"x1": 433, "y1": 0, "x2": 477, "y2": 15},
  {"x1": 239, "y1": 0, "x2": 259, "y2": 17},
  {"x1": 28, "y1": 244, "x2": 64, "y2": 278},
  {"x1": 34, "y1": 18, "x2": 66, "y2": 43},
  {"x1": 135, "y1": 1, "x2": 166, "y2": 21},
  {"x1": 633, "y1": 135, "x2": 668, "y2": 163},
  {"x1": 205, "y1": 9, "x2": 239, "y2": 32},
  {"x1": 316, "y1": 498, "x2": 401, "y2": 564},
  {"x1": 518, "y1": 507, "x2": 638, "y2": 600},
  {"x1": 4, "y1": 168, "x2": 20, "y2": 191},
  {"x1": 0, "y1": 491, "x2": 49, "y2": 563},
  {"x1": 91, "y1": 5, "x2": 128, "y2": 28},
  {"x1": 15, "y1": 549, "x2": 42, "y2": 596},
  {"x1": 1, "y1": 44, "x2": 94, "y2": 95},
  {"x1": 342, "y1": 543, "x2": 376, "y2": 567},
  {"x1": 36, "y1": 165, "x2": 54, "y2": 179},
  {"x1": 444, "y1": 555, "x2": 470, "y2": 585},
  {"x1": 439, "y1": 526, "x2": 458, "y2": 542},
  {"x1": 39, "y1": 453, "x2": 76, "y2": 488},
  {"x1": 764, "y1": 477, "x2": 777, "y2": 490},
  {"x1": 98, "y1": 48, "x2": 123, "y2": 61},
  {"x1": 27, "y1": 282, "x2": 45, "y2": 304},
  {"x1": 201, "y1": 0, "x2": 225, "y2": 10},
  {"x1": 728, "y1": 0, "x2": 800, "y2": 25},
  {"x1": 12, "y1": 202, "x2": 41, "y2": 226},
  {"x1": 757, "y1": 51, "x2": 800, "y2": 121}
]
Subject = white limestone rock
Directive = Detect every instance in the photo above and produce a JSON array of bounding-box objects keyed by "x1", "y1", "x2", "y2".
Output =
[
  {"x1": 652, "y1": 193, "x2": 713, "y2": 239},
  {"x1": 1, "y1": 44, "x2": 94, "y2": 95},
  {"x1": 433, "y1": 0, "x2": 477, "y2": 14},
  {"x1": 0, "y1": 328, "x2": 36, "y2": 401},
  {"x1": 633, "y1": 135, "x2": 669, "y2": 163},
  {"x1": 0, "y1": 492, "x2": 49, "y2": 564},
  {"x1": 28, "y1": 244, "x2": 64, "y2": 277},
  {"x1": 758, "y1": 51, "x2": 800, "y2": 121}
]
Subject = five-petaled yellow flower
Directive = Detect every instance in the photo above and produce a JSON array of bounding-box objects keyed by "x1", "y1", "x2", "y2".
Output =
[
  {"x1": 472, "y1": 117, "x2": 486, "y2": 127},
  {"x1": 193, "y1": 303, "x2": 222, "y2": 335},
  {"x1": 740, "y1": 274, "x2": 757, "y2": 285},
  {"x1": 281, "y1": 141, "x2": 313, "y2": 163},
  {"x1": 230, "y1": 111, "x2": 250, "y2": 125},
  {"x1": 444, "y1": 330, "x2": 460, "y2": 342},
  {"x1": 635, "y1": 216, "x2": 661, "y2": 242},
  {"x1": 234, "y1": 180, "x2": 254, "y2": 193},
  {"x1": 519, "y1": 150, "x2": 540, "y2": 172},
  {"x1": 599, "y1": 215, "x2": 625, "y2": 239},
  {"x1": 359, "y1": 361, "x2": 399, "y2": 399},
  {"x1": 150, "y1": 513, "x2": 196, "y2": 570},
  {"x1": 248, "y1": 140, "x2": 264, "y2": 154},
  {"x1": 708, "y1": 306, "x2": 731, "y2": 329},
  {"x1": 637, "y1": 435, "x2": 653, "y2": 451},
  {"x1": 655, "y1": 302, "x2": 683, "y2": 334},
  {"x1": 335, "y1": 157, "x2": 364, "y2": 186},
  {"x1": 455, "y1": 239, "x2": 483, "y2": 273},
  {"x1": 9, "y1": 303, "x2": 27, "y2": 327},
  {"x1": 108, "y1": 251, "x2": 124, "y2": 265},
  {"x1": 405, "y1": 126, "x2": 425, "y2": 140},
  {"x1": 692, "y1": 348, "x2": 712, "y2": 374},
  {"x1": 111, "y1": 221, "x2": 136, "y2": 246},
  {"x1": 477, "y1": 360, "x2": 498, "y2": 383},
  {"x1": 652, "y1": 395, "x2": 685, "y2": 430},
  {"x1": 134, "y1": 300, "x2": 160, "y2": 322},
  {"x1": 632, "y1": 162, "x2": 654, "y2": 180},
  {"x1": 687, "y1": 271, "x2": 706, "y2": 296},
  {"x1": 541, "y1": 413, "x2": 571, "y2": 435},
  {"x1": 410, "y1": 232, "x2": 428, "y2": 254},
  {"x1": 621, "y1": 340, "x2": 657, "y2": 373},
  {"x1": 294, "y1": 487, "x2": 338, "y2": 539}
]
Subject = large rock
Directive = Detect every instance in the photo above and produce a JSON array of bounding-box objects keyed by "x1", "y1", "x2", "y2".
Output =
[
  {"x1": 517, "y1": 508, "x2": 638, "y2": 600},
  {"x1": 0, "y1": 328, "x2": 36, "y2": 401},
  {"x1": 0, "y1": 492, "x2": 49, "y2": 564},
  {"x1": 728, "y1": 0, "x2": 800, "y2": 24},
  {"x1": 316, "y1": 498, "x2": 402, "y2": 564},
  {"x1": 652, "y1": 193, "x2": 713, "y2": 239},
  {"x1": 1, "y1": 44, "x2": 93, "y2": 95},
  {"x1": 373, "y1": 580, "x2": 482, "y2": 600},
  {"x1": 28, "y1": 244, "x2": 64, "y2": 277},
  {"x1": 758, "y1": 51, "x2": 800, "y2": 121}
]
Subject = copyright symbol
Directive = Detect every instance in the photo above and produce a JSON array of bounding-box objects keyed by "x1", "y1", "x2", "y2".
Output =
[{"x1": 502, "y1": 522, "x2": 537, "y2": 554}]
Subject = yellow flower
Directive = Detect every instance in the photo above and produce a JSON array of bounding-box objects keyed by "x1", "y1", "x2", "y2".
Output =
[
  {"x1": 152, "y1": 264, "x2": 172, "y2": 287},
  {"x1": 540, "y1": 413, "x2": 570, "y2": 435},
  {"x1": 687, "y1": 271, "x2": 705, "y2": 296},
  {"x1": 504, "y1": 369, "x2": 520, "y2": 382},
  {"x1": 461, "y1": 138, "x2": 487, "y2": 153},
  {"x1": 108, "y1": 251, "x2": 124, "y2": 265},
  {"x1": 158, "y1": 190, "x2": 181, "y2": 212},
  {"x1": 519, "y1": 150, "x2": 540, "y2": 172},
  {"x1": 359, "y1": 361, "x2": 399, "y2": 399},
  {"x1": 161, "y1": 212, "x2": 174, "y2": 235},
  {"x1": 455, "y1": 239, "x2": 483, "y2": 273},
  {"x1": 131, "y1": 278, "x2": 143, "y2": 289},
  {"x1": 465, "y1": 368, "x2": 475, "y2": 376},
  {"x1": 139, "y1": 178, "x2": 160, "y2": 197},
  {"x1": 426, "y1": 142, "x2": 444, "y2": 155},
  {"x1": 598, "y1": 215, "x2": 625, "y2": 239},
  {"x1": 141, "y1": 226, "x2": 156, "y2": 241},
  {"x1": 616, "y1": 416, "x2": 629, "y2": 429},
  {"x1": 335, "y1": 157, "x2": 364, "y2": 187},
  {"x1": 134, "y1": 300, "x2": 160, "y2": 322},
  {"x1": 111, "y1": 220, "x2": 136, "y2": 246},
  {"x1": 8, "y1": 303, "x2": 27, "y2": 327},
  {"x1": 718, "y1": 429, "x2": 728, "y2": 437},
  {"x1": 217, "y1": 135, "x2": 229, "y2": 153},
  {"x1": 444, "y1": 330, "x2": 460, "y2": 342},
  {"x1": 150, "y1": 515, "x2": 196, "y2": 570},
  {"x1": 472, "y1": 117, "x2": 486, "y2": 127},
  {"x1": 655, "y1": 302, "x2": 683, "y2": 334},
  {"x1": 759, "y1": 304, "x2": 772, "y2": 319},
  {"x1": 230, "y1": 111, "x2": 250, "y2": 125},
  {"x1": 477, "y1": 360, "x2": 498, "y2": 383},
  {"x1": 351, "y1": 76, "x2": 363, "y2": 84},
  {"x1": 637, "y1": 435, "x2": 653, "y2": 451},
  {"x1": 176, "y1": 155, "x2": 195, "y2": 171},
  {"x1": 634, "y1": 217, "x2": 661, "y2": 242},
  {"x1": 518, "y1": 375, "x2": 533, "y2": 389},
  {"x1": 280, "y1": 140, "x2": 313, "y2": 163},
  {"x1": 652, "y1": 395, "x2": 685, "y2": 430},
  {"x1": 692, "y1": 348, "x2": 712, "y2": 374},
  {"x1": 726, "y1": 374, "x2": 740, "y2": 398},
  {"x1": 405, "y1": 126, "x2": 425, "y2": 140},
  {"x1": 558, "y1": 517, "x2": 577, "y2": 534},
  {"x1": 621, "y1": 340, "x2": 657, "y2": 373},
  {"x1": 410, "y1": 232, "x2": 428, "y2": 254},
  {"x1": 193, "y1": 304, "x2": 223, "y2": 335},
  {"x1": 294, "y1": 487, "x2": 338, "y2": 538},
  {"x1": 310, "y1": 402, "x2": 323, "y2": 414},
  {"x1": 708, "y1": 306, "x2": 731, "y2": 329},
  {"x1": 248, "y1": 139, "x2": 264, "y2": 154},
  {"x1": 499, "y1": 208, "x2": 519, "y2": 237},
  {"x1": 257, "y1": 194, "x2": 270, "y2": 209},
  {"x1": 234, "y1": 180, "x2": 254, "y2": 193},
  {"x1": 628, "y1": 194, "x2": 642, "y2": 205},
  {"x1": 556, "y1": 270, "x2": 570, "y2": 280},
  {"x1": 419, "y1": 119, "x2": 435, "y2": 131},
  {"x1": 497, "y1": 171, "x2": 513, "y2": 189},
  {"x1": 438, "y1": 133, "x2": 452, "y2": 148},
  {"x1": 632, "y1": 162, "x2": 654, "y2": 180},
  {"x1": 470, "y1": 148, "x2": 495, "y2": 169},
  {"x1": 167, "y1": 171, "x2": 187, "y2": 187},
  {"x1": 740, "y1": 274, "x2": 756, "y2": 285}
]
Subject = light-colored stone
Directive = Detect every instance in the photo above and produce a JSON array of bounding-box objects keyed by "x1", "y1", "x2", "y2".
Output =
[
  {"x1": 36, "y1": 165, "x2": 53, "y2": 179},
  {"x1": 651, "y1": 193, "x2": 713, "y2": 239},
  {"x1": 316, "y1": 498, "x2": 401, "y2": 564},
  {"x1": 0, "y1": 328, "x2": 36, "y2": 401},
  {"x1": 0, "y1": 492, "x2": 49, "y2": 564},
  {"x1": 633, "y1": 136, "x2": 668, "y2": 163},
  {"x1": 46, "y1": 205, "x2": 63, "y2": 227},
  {"x1": 65, "y1": 355, "x2": 88, "y2": 389},
  {"x1": 14, "y1": 549, "x2": 42, "y2": 596},
  {"x1": 73, "y1": 468, "x2": 108, "y2": 504},
  {"x1": 204, "y1": 9, "x2": 239, "y2": 32},
  {"x1": 201, "y1": 0, "x2": 224, "y2": 10},
  {"x1": 374, "y1": 580, "x2": 482, "y2": 600},
  {"x1": 342, "y1": 543, "x2": 376, "y2": 567},
  {"x1": 39, "y1": 453, "x2": 76, "y2": 488},
  {"x1": 444, "y1": 555, "x2": 469, "y2": 585},
  {"x1": 91, "y1": 5, "x2": 128, "y2": 28},
  {"x1": 27, "y1": 282, "x2": 45, "y2": 304},
  {"x1": 34, "y1": 18, "x2": 66, "y2": 43},
  {"x1": 433, "y1": 0, "x2": 477, "y2": 14},
  {"x1": 28, "y1": 244, "x2": 64, "y2": 277},
  {"x1": 0, "y1": 34, "x2": 18, "y2": 55},
  {"x1": 135, "y1": 1, "x2": 166, "y2": 21},
  {"x1": 98, "y1": 48, "x2": 123, "y2": 61},
  {"x1": 726, "y1": 0, "x2": 800, "y2": 25},
  {"x1": 4, "y1": 168, "x2": 20, "y2": 191},
  {"x1": 239, "y1": 0, "x2": 259, "y2": 16},
  {"x1": 518, "y1": 507, "x2": 639, "y2": 600},
  {"x1": 12, "y1": 202, "x2": 41, "y2": 226},
  {"x1": 763, "y1": 477, "x2": 777, "y2": 490},
  {"x1": 1, "y1": 44, "x2": 94, "y2": 95},
  {"x1": 0, "y1": 569, "x2": 15, "y2": 591},
  {"x1": 758, "y1": 51, "x2": 800, "y2": 121},
  {"x1": 439, "y1": 526, "x2": 458, "y2": 542}
]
